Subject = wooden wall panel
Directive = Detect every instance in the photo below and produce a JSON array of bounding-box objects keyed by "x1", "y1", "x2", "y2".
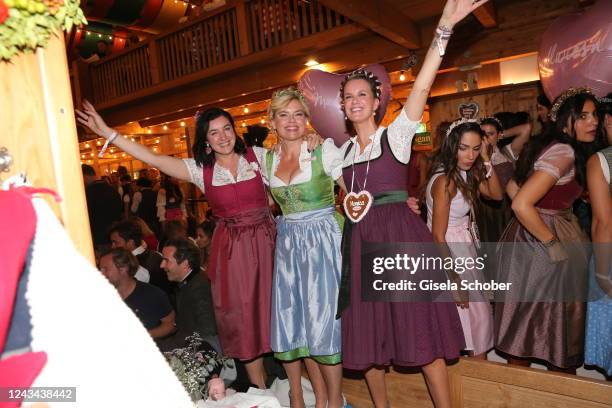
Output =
[{"x1": 428, "y1": 81, "x2": 540, "y2": 138}]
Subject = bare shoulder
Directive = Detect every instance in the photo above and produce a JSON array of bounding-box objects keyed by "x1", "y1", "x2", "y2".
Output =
[{"x1": 431, "y1": 173, "x2": 457, "y2": 199}]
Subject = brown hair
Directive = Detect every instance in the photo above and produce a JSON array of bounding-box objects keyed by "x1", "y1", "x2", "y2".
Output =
[{"x1": 101, "y1": 248, "x2": 140, "y2": 278}]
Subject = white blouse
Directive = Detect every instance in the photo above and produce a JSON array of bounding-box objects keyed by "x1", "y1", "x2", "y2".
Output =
[
  {"x1": 340, "y1": 108, "x2": 420, "y2": 167},
  {"x1": 182, "y1": 152, "x2": 263, "y2": 194},
  {"x1": 183, "y1": 141, "x2": 343, "y2": 192},
  {"x1": 533, "y1": 143, "x2": 575, "y2": 185},
  {"x1": 260, "y1": 139, "x2": 343, "y2": 187}
]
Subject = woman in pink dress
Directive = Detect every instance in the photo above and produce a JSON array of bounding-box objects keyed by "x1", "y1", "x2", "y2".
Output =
[
  {"x1": 77, "y1": 103, "x2": 273, "y2": 388},
  {"x1": 425, "y1": 119, "x2": 503, "y2": 359}
]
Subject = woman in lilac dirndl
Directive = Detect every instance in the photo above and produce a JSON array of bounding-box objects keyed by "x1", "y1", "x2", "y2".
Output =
[{"x1": 334, "y1": 2, "x2": 489, "y2": 406}]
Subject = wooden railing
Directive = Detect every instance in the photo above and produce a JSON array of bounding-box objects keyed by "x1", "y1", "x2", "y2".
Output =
[
  {"x1": 90, "y1": 43, "x2": 152, "y2": 104},
  {"x1": 88, "y1": 0, "x2": 350, "y2": 105},
  {"x1": 246, "y1": 0, "x2": 349, "y2": 52},
  {"x1": 157, "y1": 8, "x2": 240, "y2": 81}
]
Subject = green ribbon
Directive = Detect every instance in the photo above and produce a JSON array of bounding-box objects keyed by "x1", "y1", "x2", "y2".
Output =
[
  {"x1": 373, "y1": 190, "x2": 409, "y2": 206},
  {"x1": 274, "y1": 347, "x2": 341, "y2": 365}
]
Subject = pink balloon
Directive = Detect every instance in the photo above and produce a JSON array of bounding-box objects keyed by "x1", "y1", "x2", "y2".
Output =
[
  {"x1": 538, "y1": 0, "x2": 612, "y2": 101},
  {"x1": 298, "y1": 64, "x2": 391, "y2": 145}
]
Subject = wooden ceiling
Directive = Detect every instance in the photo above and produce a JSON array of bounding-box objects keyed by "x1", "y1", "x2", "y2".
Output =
[
  {"x1": 84, "y1": 0, "x2": 587, "y2": 131},
  {"x1": 375, "y1": 0, "x2": 448, "y2": 23}
]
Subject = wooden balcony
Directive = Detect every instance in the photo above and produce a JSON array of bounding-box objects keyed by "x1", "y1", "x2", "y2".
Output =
[{"x1": 83, "y1": 0, "x2": 352, "y2": 110}]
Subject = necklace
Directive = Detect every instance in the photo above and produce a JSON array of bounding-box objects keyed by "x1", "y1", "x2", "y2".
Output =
[{"x1": 343, "y1": 133, "x2": 376, "y2": 223}]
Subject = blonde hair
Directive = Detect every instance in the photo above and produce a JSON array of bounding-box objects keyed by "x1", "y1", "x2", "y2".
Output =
[{"x1": 268, "y1": 87, "x2": 310, "y2": 121}]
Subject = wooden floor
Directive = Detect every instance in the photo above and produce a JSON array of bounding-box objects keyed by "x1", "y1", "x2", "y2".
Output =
[{"x1": 342, "y1": 359, "x2": 612, "y2": 408}]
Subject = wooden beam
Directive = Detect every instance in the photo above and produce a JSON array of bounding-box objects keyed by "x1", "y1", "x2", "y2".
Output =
[
  {"x1": 95, "y1": 23, "x2": 367, "y2": 112},
  {"x1": 473, "y1": 1, "x2": 497, "y2": 28},
  {"x1": 101, "y1": 30, "x2": 410, "y2": 126},
  {"x1": 318, "y1": 0, "x2": 420, "y2": 49}
]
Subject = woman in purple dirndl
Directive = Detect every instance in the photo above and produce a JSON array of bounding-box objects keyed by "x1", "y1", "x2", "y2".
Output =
[{"x1": 333, "y1": 1, "x2": 489, "y2": 406}]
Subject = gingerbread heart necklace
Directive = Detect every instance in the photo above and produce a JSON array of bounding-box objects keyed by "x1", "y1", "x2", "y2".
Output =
[{"x1": 343, "y1": 137, "x2": 375, "y2": 223}]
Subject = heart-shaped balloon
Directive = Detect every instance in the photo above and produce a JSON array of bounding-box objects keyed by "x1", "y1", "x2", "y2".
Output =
[
  {"x1": 538, "y1": 0, "x2": 612, "y2": 101},
  {"x1": 298, "y1": 64, "x2": 391, "y2": 146}
]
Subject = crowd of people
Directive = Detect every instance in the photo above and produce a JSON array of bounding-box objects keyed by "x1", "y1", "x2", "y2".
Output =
[{"x1": 73, "y1": 0, "x2": 611, "y2": 407}]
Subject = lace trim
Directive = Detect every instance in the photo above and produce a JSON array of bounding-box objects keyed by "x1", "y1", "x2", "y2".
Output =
[
  {"x1": 341, "y1": 109, "x2": 419, "y2": 166},
  {"x1": 182, "y1": 157, "x2": 260, "y2": 193}
]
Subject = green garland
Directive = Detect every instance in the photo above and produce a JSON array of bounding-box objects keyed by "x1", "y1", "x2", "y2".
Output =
[{"x1": 0, "y1": 0, "x2": 87, "y2": 62}]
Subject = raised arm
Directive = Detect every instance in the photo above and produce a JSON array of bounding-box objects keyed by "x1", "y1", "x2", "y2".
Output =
[
  {"x1": 504, "y1": 122, "x2": 533, "y2": 158},
  {"x1": 404, "y1": 0, "x2": 489, "y2": 121},
  {"x1": 76, "y1": 100, "x2": 191, "y2": 182}
]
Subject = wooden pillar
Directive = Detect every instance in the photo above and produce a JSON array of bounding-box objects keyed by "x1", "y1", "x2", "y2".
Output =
[
  {"x1": 71, "y1": 59, "x2": 92, "y2": 106},
  {"x1": 1, "y1": 33, "x2": 94, "y2": 263},
  {"x1": 235, "y1": 0, "x2": 253, "y2": 56},
  {"x1": 148, "y1": 40, "x2": 162, "y2": 84}
]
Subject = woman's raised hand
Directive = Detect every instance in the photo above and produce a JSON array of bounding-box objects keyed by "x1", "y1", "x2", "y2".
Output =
[
  {"x1": 480, "y1": 136, "x2": 492, "y2": 161},
  {"x1": 75, "y1": 100, "x2": 113, "y2": 139},
  {"x1": 440, "y1": 0, "x2": 489, "y2": 28}
]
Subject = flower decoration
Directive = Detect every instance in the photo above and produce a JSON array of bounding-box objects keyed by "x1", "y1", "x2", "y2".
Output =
[
  {"x1": 0, "y1": 0, "x2": 87, "y2": 61},
  {"x1": 164, "y1": 332, "x2": 233, "y2": 402}
]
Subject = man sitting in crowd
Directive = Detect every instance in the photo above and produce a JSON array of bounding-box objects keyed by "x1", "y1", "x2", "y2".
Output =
[
  {"x1": 99, "y1": 248, "x2": 175, "y2": 339},
  {"x1": 158, "y1": 238, "x2": 218, "y2": 352},
  {"x1": 109, "y1": 220, "x2": 172, "y2": 293}
]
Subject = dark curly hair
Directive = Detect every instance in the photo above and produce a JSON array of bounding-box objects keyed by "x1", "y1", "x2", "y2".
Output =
[
  {"x1": 340, "y1": 69, "x2": 382, "y2": 136},
  {"x1": 424, "y1": 121, "x2": 486, "y2": 208},
  {"x1": 514, "y1": 92, "x2": 607, "y2": 187},
  {"x1": 193, "y1": 107, "x2": 247, "y2": 168}
]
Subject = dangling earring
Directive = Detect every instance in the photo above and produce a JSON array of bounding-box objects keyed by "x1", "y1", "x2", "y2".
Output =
[{"x1": 205, "y1": 142, "x2": 212, "y2": 155}]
